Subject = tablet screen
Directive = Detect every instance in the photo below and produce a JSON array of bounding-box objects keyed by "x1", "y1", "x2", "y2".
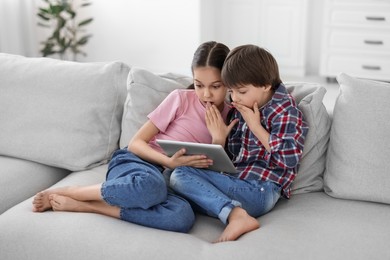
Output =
[{"x1": 156, "y1": 139, "x2": 238, "y2": 173}]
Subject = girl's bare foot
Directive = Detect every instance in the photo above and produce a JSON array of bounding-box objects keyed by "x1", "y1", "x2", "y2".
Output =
[
  {"x1": 49, "y1": 194, "x2": 121, "y2": 219},
  {"x1": 50, "y1": 194, "x2": 83, "y2": 212},
  {"x1": 214, "y1": 207, "x2": 260, "y2": 243},
  {"x1": 32, "y1": 190, "x2": 54, "y2": 212},
  {"x1": 32, "y1": 187, "x2": 73, "y2": 212}
]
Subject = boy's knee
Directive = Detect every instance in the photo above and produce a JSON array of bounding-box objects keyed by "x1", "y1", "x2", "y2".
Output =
[
  {"x1": 169, "y1": 172, "x2": 181, "y2": 192},
  {"x1": 170, "y1": 166, "x2": 190, "y2": 186}
]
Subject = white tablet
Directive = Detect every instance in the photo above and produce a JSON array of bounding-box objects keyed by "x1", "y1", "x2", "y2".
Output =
[{"x1": 156, "y1": 139, "x2": 238, "y2": 173}]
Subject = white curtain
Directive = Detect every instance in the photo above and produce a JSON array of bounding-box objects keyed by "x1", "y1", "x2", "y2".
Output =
[{"x1": 0, "y1": 0, "x2": 39, "y2": 56}]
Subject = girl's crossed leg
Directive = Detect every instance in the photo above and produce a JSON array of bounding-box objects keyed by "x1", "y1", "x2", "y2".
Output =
[{"x1": 32, "y1": 184, "x2": 102, "y2": 213}]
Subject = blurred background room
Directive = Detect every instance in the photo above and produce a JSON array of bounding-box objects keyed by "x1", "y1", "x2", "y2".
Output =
[{"x1": 1, "y1": 0, "x2": 389, "y2": 109}]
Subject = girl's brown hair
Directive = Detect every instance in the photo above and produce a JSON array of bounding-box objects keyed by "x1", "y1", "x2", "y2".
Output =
[{"x1": 187, "y1": 41, "x2": 230, "y2": 89}]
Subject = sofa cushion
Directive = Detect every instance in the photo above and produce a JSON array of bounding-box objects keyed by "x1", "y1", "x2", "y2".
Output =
[
  {"x1": 324, "y1": 73, "x2": 390, "y2": 204},
  {"x1": 0, "y1": 53, "x2": 130, "y2": 171},
  {"x1": 1, "y1": 186, "x2": 389, "y2": 260},
  {"x1": 120, "y1": 67, "x2": 192, "y2": 147},
  {"x1": 0, "y1": 156, "x2": 69, "y2": 214},
  {"x1": 285, "y1": 83, "x2": 331, "y2": 194}
]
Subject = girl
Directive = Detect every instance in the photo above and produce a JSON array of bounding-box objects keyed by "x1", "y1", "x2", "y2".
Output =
[{"x1": 32, "y1": 41, "x2": 235, "y2": 233}]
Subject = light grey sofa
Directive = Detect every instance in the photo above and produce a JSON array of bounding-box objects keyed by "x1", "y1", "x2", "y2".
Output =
[{"x1": 1, "y1": 53, "x2": 389, "y2": 260}]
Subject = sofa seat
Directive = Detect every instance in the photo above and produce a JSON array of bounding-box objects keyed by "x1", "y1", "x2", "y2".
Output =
[
  {"x1": 0, "y1": 156, "x2": 70, "y2": 214},
  {"x1": 1, "y1": 164, "x2": 389, "y2": 260}
]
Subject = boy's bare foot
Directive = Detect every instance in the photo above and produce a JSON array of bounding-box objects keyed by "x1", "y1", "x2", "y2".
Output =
[{"x1": 214, "y1": 207, "x2": 260, "y2": 243}]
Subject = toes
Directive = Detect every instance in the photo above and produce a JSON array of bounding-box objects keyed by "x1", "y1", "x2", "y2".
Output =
[{"x1": 33, "y1": 192, "x2": 43, "y2": 203}]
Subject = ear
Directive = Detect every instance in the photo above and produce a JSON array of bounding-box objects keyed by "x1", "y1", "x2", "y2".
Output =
[{"x1": 263, "y1": 84, "x2": 273, "y2": 92}]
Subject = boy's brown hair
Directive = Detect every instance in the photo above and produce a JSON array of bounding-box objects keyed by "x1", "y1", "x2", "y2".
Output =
[{"x1": 221, "y1": 44, "x2": 282, "y2": 90}]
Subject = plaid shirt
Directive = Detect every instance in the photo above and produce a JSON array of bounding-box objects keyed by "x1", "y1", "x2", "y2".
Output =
[{"x1": 227, "y1": 83, "x2": 308, "y2": 198}]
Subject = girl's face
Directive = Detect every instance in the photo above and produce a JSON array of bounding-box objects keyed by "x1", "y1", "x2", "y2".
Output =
[
  {"x1": 229, "y1": 84, "x2": 273, "y2": 109},
  {"x1": 193, "y1": 66, "x2": 227, "y2": 112}
]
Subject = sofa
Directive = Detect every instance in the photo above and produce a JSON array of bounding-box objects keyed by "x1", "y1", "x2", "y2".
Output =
[{"x1": 0, "y1": 53, "x2": 389, "y2": 260}]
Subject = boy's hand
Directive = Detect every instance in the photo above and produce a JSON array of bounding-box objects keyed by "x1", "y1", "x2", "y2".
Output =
[
  {"x1": 205, "y1": 104, "x2": 238, "y2": 146},
  {"x1": 231, "y1": 101, "x2": 261, "y2": 132},
  {"x1": 232, "y1": 101, "x2": 271, "y2": 151}
]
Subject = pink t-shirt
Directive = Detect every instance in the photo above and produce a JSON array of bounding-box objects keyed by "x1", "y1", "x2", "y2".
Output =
[{"x1": 148, "y1": 89, "x2": 230, "y2": 153}]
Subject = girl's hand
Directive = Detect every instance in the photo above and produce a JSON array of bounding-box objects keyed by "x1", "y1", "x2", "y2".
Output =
[
  {"x1": 167, "y1": 148, "x2": 213, "y2": 169},
  {"x1": 205, "y1": 104, "x2": 238, "y2": 145}
]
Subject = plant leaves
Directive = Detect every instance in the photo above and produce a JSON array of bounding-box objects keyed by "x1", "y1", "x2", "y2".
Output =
[
  {"x1": 37, "y1": 13, "x2": 51, "y2": 21},
  {"x1": 77, "y1": 34, "x2": 92, "y2": 45},
  {"x1": 78, "y1": 18, "x2": 93, "y2": 27},
  {"x1": 37, "y1": 22, "x2": 51, "y2": 28},
  {"x1": 38, "y1": 0, "x2": 93, "y2": 59}
]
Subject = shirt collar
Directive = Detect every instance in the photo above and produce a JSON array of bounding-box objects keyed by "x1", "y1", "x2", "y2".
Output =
[{"x1": 260, "y1": 83, "x2": 286, "y2": 111}]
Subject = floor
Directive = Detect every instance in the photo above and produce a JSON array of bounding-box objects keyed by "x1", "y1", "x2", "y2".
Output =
[{"x1": 282, "y1": 74, "x2": 340, "y2": 113}]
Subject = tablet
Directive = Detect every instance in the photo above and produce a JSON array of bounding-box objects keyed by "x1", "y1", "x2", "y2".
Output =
[{"x1": 156, "y1": 139, "x2": 238, "y2": 173}]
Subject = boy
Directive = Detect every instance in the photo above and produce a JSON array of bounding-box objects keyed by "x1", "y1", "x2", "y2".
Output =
[{"x1": 170, "y1": 45, "x2": 308, "y2": 242}]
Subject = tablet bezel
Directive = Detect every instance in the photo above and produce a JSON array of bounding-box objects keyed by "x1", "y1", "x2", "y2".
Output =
[{"x1": 156, "y1": 139, "x2": 238, "y2": 173}]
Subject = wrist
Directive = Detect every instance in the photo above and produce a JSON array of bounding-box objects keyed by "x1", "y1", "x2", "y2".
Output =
[{"x1": 212, "y1": 138, "x2": 225, "y2": 147}]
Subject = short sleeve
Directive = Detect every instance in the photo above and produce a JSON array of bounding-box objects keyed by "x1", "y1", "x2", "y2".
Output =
[{"x1": 148, "y1": 89, "x2": 183, "y2": 132}]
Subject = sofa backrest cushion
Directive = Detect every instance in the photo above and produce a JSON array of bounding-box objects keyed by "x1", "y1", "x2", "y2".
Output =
[
  {"x1": 324, "y1": 73, "x2": 390, "y2": 204},
  {"x1": 120, "y1": 67, "x2": 192, "y2": 147},
  {"x1": 285, "y1": 83, "x2": 331, "y2": 194},
  {"x1": 0, "y1": 53, "x2": 130, "y2": 171}
]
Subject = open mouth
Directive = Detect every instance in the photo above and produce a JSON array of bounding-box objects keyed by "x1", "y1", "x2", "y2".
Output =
[
  {"x1": 204, "y1": 101, "x2": 214, "y2": 107},
  {"x1": 203, "y1": 101, "x2": 213, "y2": 108}
]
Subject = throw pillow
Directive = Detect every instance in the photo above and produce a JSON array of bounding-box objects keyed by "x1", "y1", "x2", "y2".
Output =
[
  {"x1": 0, "y1": 53, "x2": 130, "y2": 171},
  {"x1": 324, "y1": 73, "x2": 390, "y2": 204},
  {"x1": 119, "y1": 67, "x2": 192, "y2": 148},
  {"x1": 285, "y1": 83, "x2": 331, "y2": 194}
]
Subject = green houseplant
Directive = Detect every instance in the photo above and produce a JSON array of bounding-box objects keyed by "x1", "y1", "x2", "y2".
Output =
[{"x1": 37, "y1": 0, "x2": 93, "y2": 60}]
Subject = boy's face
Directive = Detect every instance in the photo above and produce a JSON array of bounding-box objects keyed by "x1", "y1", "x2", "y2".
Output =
[{"x1": 229, "y1": 84, "x2": 273, "y2": 109}]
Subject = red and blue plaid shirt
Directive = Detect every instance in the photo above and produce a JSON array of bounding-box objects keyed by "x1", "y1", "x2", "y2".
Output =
[{"x1": 227, "y1": 83, "x2": 308, "y2": 198}]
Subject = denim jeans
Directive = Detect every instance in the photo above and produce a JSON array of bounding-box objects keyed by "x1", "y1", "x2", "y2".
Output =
[
  {"x1": 101, "y1": 148, "x2": 195, "y2": 233},
  {"x1": 170, "y1": 166, "x2": 281, "y2": 224}
]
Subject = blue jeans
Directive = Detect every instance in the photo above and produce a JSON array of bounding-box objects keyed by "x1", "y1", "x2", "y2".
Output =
[
  {"x1": 170, "y1": 166, "x2": 281, "y2": 224},
  {"x1": 101, "y1": 148, "x2": 195, "y2": 233}
]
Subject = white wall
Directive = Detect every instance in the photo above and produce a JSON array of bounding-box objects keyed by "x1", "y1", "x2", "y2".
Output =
[
  {"x1": 77, "y1": 0, "x2": 202, "y2": 74},
  {"x1": 0, "y1": 0, "x2": 38, "y2": 56},
  {"x1": 0, "y1": 0, "x2": 324, "y2": 76},
  {"x1": 306, "y1": 1, "x2": 324, "y2": 76}
]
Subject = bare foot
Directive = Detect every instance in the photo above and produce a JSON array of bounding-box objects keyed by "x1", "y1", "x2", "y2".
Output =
[
  {"x1": 214, "y1": 207, "x2": 260, "y2": 243},
  {"x1": 49, "y1": 194, "x2": 82, "y2": 212},
  {"x1": 32, "y1": 186, "x2": 73, "y2": 212},
  {"x1": 49, "y1": 194, "x2": 121, "y2": 219},
  {"x1": 32, "y1": 190, "x2": 54, "y2": 212}
]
